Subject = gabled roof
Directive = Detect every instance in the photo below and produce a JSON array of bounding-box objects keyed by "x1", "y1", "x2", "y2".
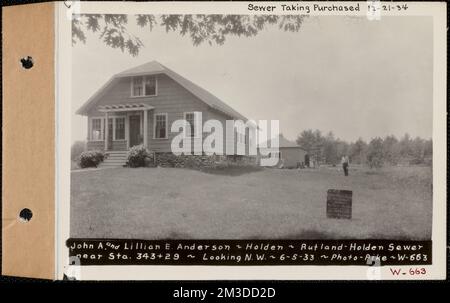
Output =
[
  {"x1": 76, "y1": 60, "x2": 247, "y2": 121},
  {"x1": 260, "y1": 134, "x2": 305, "y2": 149}
]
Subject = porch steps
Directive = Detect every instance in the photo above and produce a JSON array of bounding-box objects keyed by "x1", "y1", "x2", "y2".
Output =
[{"x1": 100, "y1": 151, "x2": 128, "y2": 168}]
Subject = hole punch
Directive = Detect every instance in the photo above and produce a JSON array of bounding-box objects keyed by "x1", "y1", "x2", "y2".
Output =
[
  {"x1": 20, "y1": 56, "x2": 34, "y2": 69},
  {"x1": 19, "y1": 208, "x2": 33, "y2": 222}
]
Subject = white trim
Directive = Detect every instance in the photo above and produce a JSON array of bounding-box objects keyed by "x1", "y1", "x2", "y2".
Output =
[
  {"x1": 130, "y1": 76, "x2": 143, "y2": 97},
  {"x1": 125, "y1": 112, "x2": 130, "y2": 149},
  {"x1": 130, "y1": 75, "x2": 158, "y2": 98},
  {"x1": 183, "y1": 111, "x2": 201, "y2": 139},
  {"x1": 143, "y1": 110, "x2": 148, "y2": 147},
  {"x1": 112, "y1": 116, "x2": 116, "y2": 140},
  {"x1": 101, "y1": 116, "x2": 127, "y2": 145},
  {"x1": 104, "y1": 112, "x2": 109, "y2": 151},
  {"x1": 76, "y1": 65, "x2": 248, "y2": 121},
  {"x1": 153, "y1": 113, "x2": 169, "y2": 139},
  {"x1": 98, "y1": 103, "x2": 154, "y2": 112},
  {"x1": 99, "y1": 107, "x2": 150, "y2": 112},
  {"x1": 140, "y1": 111, "x2": 143, "y2": 135},
  {"x1": 89, "y1": 116, "x2": 104, "y2": 141}
]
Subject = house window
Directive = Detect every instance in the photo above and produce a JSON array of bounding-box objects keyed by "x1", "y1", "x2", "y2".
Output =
[
  {"x1": 144, "y1": 76, "x2": 157, "y2": 96},
  {"x1": 268, "y1": 152, "x2": 281, "y2": 158},
  {"x1": 132, "y1": 76, "x2": 157, "y2": 97},
  {"x1": 132, "y1": 77, "x2": 144, "y2": 96},
  {"x1": 154, "y1": 113, "x2": 168, "y2": 139},
  {"x1": 115, "y1": 117, "x2": 125, "y2": 140},
  {"x1": 235, "y1": 126, "x2": 246, "y2": 144},
  {"x1": 184, "y1": 112, "x2": 200, "y2": 138},
  {"x1": 91, "y1": 118, "x2": 103, "y2": 140}
]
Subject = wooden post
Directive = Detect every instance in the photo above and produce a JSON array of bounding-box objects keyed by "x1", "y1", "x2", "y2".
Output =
[
  {"x1": 104, "y1": 111, "x2": 109, "y2": 151},
  {"x1": 143, "y1": 109, "x2": 148, "y2": 148},
  {"x1": 125, "y1": 112, "x2": 130, "y2": 149}
]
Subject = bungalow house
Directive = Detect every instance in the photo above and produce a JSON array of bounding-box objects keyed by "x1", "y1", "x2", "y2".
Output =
[
  {"x1": 76, "y1": 60, "x2": 256, "y2": 167},
  {"x1": 259, "y1": 134, "x2": 308, "y2": 168}
]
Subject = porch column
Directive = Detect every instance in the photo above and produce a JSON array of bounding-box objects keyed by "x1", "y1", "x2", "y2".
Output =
[
  {"x1": 143, "y1": 109, "x2": 148, "y2": 148},
  {"x1": 104, "y1": 111, "x2": 109, "y2": 151},
  {"x1": 125, "y1": 112, "x2": 130, "y2": 149}
]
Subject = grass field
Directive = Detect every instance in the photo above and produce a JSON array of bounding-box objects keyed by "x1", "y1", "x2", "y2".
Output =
[{"x1": 70, "y1": 165, "x2": 432, "y2": 240}]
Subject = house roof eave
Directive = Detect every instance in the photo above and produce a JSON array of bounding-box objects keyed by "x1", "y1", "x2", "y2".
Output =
[
  {"x1": 75, "y1": 75, "x2": 118, "y2": 116},
  {"x1": 76, "y1": 61, "x2": 249, "y2": 122}
]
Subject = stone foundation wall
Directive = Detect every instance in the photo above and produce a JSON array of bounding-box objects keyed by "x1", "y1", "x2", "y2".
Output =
[{"x1": 153, "y1": 153, "x2": 258, "y2": 168}]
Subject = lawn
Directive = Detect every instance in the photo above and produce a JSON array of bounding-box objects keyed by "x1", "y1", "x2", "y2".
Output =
[{"x1": 70, "y1": 165, "x2": 432, "y2": 240}]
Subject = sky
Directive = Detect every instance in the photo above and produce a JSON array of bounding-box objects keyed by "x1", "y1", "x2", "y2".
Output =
[{"x1": 72, "y1": 15, "x2": 433, "y2": 144}]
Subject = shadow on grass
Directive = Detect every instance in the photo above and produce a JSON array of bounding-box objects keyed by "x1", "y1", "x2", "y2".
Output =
[
  {"x1": 161, "y1": 231, "x2": 193, "y2": 239},
  {"x1": 365, "y1": 170, "x2": 382, "y2": 175},
  {"x1": 152, "y1": 230, "x2": 429, "y2": 241},
  {"x1": 199, "y1": 165, "x2": 265, "y2": 176},
  {"x1": 270, "y1": 230, "x2": 342, "y2": 240},
  {"x1": 254, "y1": 230, "x2": 429, "y2": 240}
]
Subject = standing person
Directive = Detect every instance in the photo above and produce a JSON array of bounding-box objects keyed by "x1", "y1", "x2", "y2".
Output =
[{"x1": 341, "y1": 155, "x2": 349, "y2": 176}]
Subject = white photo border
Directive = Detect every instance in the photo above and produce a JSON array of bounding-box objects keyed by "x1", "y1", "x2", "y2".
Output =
[{"x1": 56, "y1": 1, "x2": 447, "y2": 280}]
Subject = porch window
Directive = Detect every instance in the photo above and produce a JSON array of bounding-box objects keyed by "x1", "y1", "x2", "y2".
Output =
[
  {"x1": 154, "y1": 113, "x2": 168, "y2": 139},
  {"x1": 91, "y1": 118, "x2": 103, "y2": 140},
  {"x1": 132, "y1": 76, "x2": 157, "y2": 97},
  {"x1": 115, "y1": 117, "x2": 125, "y2": 140}
]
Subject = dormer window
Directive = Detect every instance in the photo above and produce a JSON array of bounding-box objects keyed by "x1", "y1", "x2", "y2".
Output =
[{"x1": 131, "y1": 75, "x2": 157, "y2": 97}]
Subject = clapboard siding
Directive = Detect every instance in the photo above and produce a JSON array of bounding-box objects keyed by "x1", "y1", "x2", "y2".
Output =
[
  {"x1": 87, "y1": 74, "x2": 211, "y2": 152},
  {"x1": 112, "y1": 140, "x2": 127, "y2": 150},
  {"x1": 85, "y1": 73, "x2": 252, "y2": 154},
  {"x1": 87, "y1": 141, "x2": 104, "y2": 151},
  {"x1": 86, "y1": 140, "x2": 127, "y2": 151},
  {"x1": 86, "y1": 74, "x2": 208, "y2": 117},
  {"x1": 207, "y1": 108, "x2": 232, "y2": 155}
]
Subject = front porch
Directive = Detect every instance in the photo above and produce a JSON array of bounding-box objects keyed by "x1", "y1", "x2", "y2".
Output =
[{"x1": 87, "y1": 103, "x2": 154, "y2": 152}]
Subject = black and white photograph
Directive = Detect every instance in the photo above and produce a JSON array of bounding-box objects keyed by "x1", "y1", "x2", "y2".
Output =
[
  {"x1": 1, "y1": 0, "x2": 447, "y2": 284},
  {"x1": 70, "y1": 13, "x2": 432, "y2": 240},
  {"x1": 60, "y1": 1, "x2": 446, "y2": 280}
]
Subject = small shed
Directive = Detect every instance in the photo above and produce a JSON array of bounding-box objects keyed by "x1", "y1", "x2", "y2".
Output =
[{"x1": 259, "y1": 134, "x2": 308, "y2": 168}]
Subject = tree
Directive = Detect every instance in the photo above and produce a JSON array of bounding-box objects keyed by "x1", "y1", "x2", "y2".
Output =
[
  {"x1": 296, "y1": 130, "x2": 430, "y2": 168},
  {"x1": 296, "y1": 129, "x2": 324, "y2": 164},
  {"x1": 399, "y1": 133, "x2": 413, "y2": 157},
  {"x1": 297, "y1": 129, "x2": 318, "y2": 153},
  {"x1": 366, "y1": 137, "x2": 384, "y2": 168},
  {"x1": 423, "y1": 139, "x2": 432, "y2": 157},
  {"x1": 382, "y1": 135, "x2": 400, "y2": 165},
  {"x1": 336, "y1": 140, "x2": 350, "y2": 159},
  {"x1": 322, "y1": 132, "x2": 338, "y2": 165},
  {"x1": 72, "y1": 14, "x2": 307, "y2": 56},
  {"x1": 410, "y1": 137, "x2": 426, "y2": 163},
  {"x1": 349, "y1": 138, "x2": 367, "y2": 164}
]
